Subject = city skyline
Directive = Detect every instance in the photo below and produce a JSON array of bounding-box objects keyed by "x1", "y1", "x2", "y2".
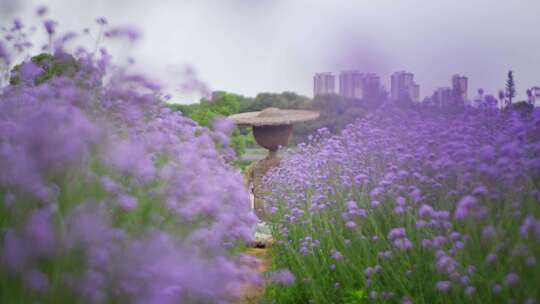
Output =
[{"x1": 314, "y1": 69, "x2": 475, "y2": 103}]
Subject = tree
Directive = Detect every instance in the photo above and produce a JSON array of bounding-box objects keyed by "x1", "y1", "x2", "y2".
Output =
[
  {"x1": 484, "y1": 95, "x2": 498, "y2": 108},
  {"x1": 291, "y1": 94, "x2": 367, "y2": 144},
  {"x1": 167, "y1": 92, "x2": 255, "y2": 156},
  {"x1": 240, "y1": 91, "x2": 311, "y2": 112},
  {"x1": 505, "y1": 70, "x2": 516, "y2": 106},
  {"x1": 507, "y1": 100, "x2": 533, "y2": 115},
  {"x1": 526, "y1": 88, "x2": 534, "y2": 105},
  {"x1": 473, "y1": 88, "x2": 485, "y2": 107}
]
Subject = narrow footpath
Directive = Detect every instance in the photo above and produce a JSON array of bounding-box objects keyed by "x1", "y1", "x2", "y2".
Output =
[{"x1": 237, "y1": 248, "x2": 270, "y2": 304}]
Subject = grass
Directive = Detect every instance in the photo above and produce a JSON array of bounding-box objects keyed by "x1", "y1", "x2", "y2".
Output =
[
  {"x1": 263, "y1": 184, "x2": 540, "y2": 303},
  {"x1": 232, "y1": 159, "x2": 254, "y2": 172}
]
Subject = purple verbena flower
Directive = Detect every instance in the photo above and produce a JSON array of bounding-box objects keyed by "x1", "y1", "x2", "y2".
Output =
[
  {"x1": 505, "y1": 272, "x2": 519, "y2": 286},
  {"x1": 436, "y1": 281, "x2": 452, "y2": 292},
  {"x1": 44, "y1": 19, "x2": 57, "y2": 35},
  {"x1": 388, "y1": 227, "x2": 406, "y2": 240},
  {"x1": 269, "y1": 269, "x2": 295, "y2": 286},
  {"x1": 331, "y1": 250, "x2": 343, "y2": 261}
]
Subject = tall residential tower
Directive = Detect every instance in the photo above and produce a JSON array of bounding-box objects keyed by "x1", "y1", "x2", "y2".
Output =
[
  {"x1": 313, "y1": 73, "x2": 336, "y2": 96},
  {"x1": 314, "y1": 71, "x2": 382, "y2": 100},
  {"x1": 362, "y1": 73, "x2": 382, "y2": 100},
  {"x1": 390, "y1": 71, "x2": 420, "y2": 102},
  {"x1": 452, "y1": 74, "x2": 468, "y2": 102},
  {"x1": 339, "y1": 70, "x2": 364, "y2": 99}
]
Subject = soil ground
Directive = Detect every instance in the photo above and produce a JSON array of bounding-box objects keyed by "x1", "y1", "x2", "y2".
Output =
[{"x1": 236, "y1": 248, "x2": 270, "y2": 304}]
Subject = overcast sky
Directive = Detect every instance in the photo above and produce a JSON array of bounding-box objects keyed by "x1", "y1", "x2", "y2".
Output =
[{"x1": 2, "y1": 0, "x2": 540, "y2": 103}]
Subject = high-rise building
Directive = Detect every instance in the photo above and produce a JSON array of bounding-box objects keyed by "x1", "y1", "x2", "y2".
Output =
[
  {"x1": 315, "y1": 70, "x2": 381, "y2": 100},
  {"x1": 363, "y1": 73, "x2": 381, "y2": 100},
  {"x1": 390, "y1": 71, "x2": 420, "y2": 102},
  {"x1": 533, "y1": 86, "x2": 540, "y2": 97},
  {"x1": 410, "y1": 83, "x2": 420, "y2": 103},
  {"x1": 339, "y1": 70, "x2": 364, "y2": 99},
  {"x1": 452, "y1": 74, "x2": 468, "y2": 102},
  {"x1": 530, "y1": 86, "x2": 540, "y2": 106},
  {"x1": 313, "y1": 72, "x2": 336, "y2": 96},
  {"x1": 431, "y1": 87, "x2": 454, "y2": 106}
]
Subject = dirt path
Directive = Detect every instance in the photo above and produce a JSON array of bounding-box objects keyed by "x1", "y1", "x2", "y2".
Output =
[{"x1": 236, "y1": 248, "x2": 270, "y2": 304}]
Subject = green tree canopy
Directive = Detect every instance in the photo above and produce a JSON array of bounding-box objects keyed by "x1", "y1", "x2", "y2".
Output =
[
  {"x1": 240, "y1": 91, "x2": 311, "y2": 112},
  {"x1": 168, "y1": 91, "x2": 254, "y2": 155},
  {"x1": 9, "y1": 52, "x2": 79, "y2": 86},
  {"x1": 292, "y1": 94, "x2": 366, "y2": 144}
]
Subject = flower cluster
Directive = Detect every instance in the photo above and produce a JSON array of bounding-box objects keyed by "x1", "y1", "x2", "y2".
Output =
[
  {"x1": 0, "y1": 14, "x2": 257, "y2": 303},
  {"x1": 264, "y1": 105, "x2": 540, "y2": 303}
]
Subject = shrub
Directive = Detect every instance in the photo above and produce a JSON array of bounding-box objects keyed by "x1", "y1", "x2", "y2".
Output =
[{"x1": 9, "y1": 52, "x2": 79, "y2": 86}]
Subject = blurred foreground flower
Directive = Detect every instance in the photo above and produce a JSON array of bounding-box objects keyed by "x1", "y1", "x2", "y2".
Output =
[{"x1": 0, "y1": 14, "x2": 258, "y2": 304}]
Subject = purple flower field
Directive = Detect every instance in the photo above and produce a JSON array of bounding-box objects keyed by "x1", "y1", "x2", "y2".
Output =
[{"x1": 264, "y1": 106, "x2": 540, "y2": 302}]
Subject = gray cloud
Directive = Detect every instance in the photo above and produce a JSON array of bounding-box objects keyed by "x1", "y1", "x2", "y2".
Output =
[{"x1": 4, "y1": 0, "x2": 540, "y2": 102}]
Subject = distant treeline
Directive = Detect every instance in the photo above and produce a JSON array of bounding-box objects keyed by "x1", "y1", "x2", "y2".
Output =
[{"x1": 167, "y1": 91, "x2": 387, "y2": 155}]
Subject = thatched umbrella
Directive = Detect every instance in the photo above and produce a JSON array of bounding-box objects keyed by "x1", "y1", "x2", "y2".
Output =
[
  {"x1": 229, "y1": 107, "x2": 319, "y2": 222},
  {"x1": 229, "y1": 107, "x2": 319, "y2": 154}
]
